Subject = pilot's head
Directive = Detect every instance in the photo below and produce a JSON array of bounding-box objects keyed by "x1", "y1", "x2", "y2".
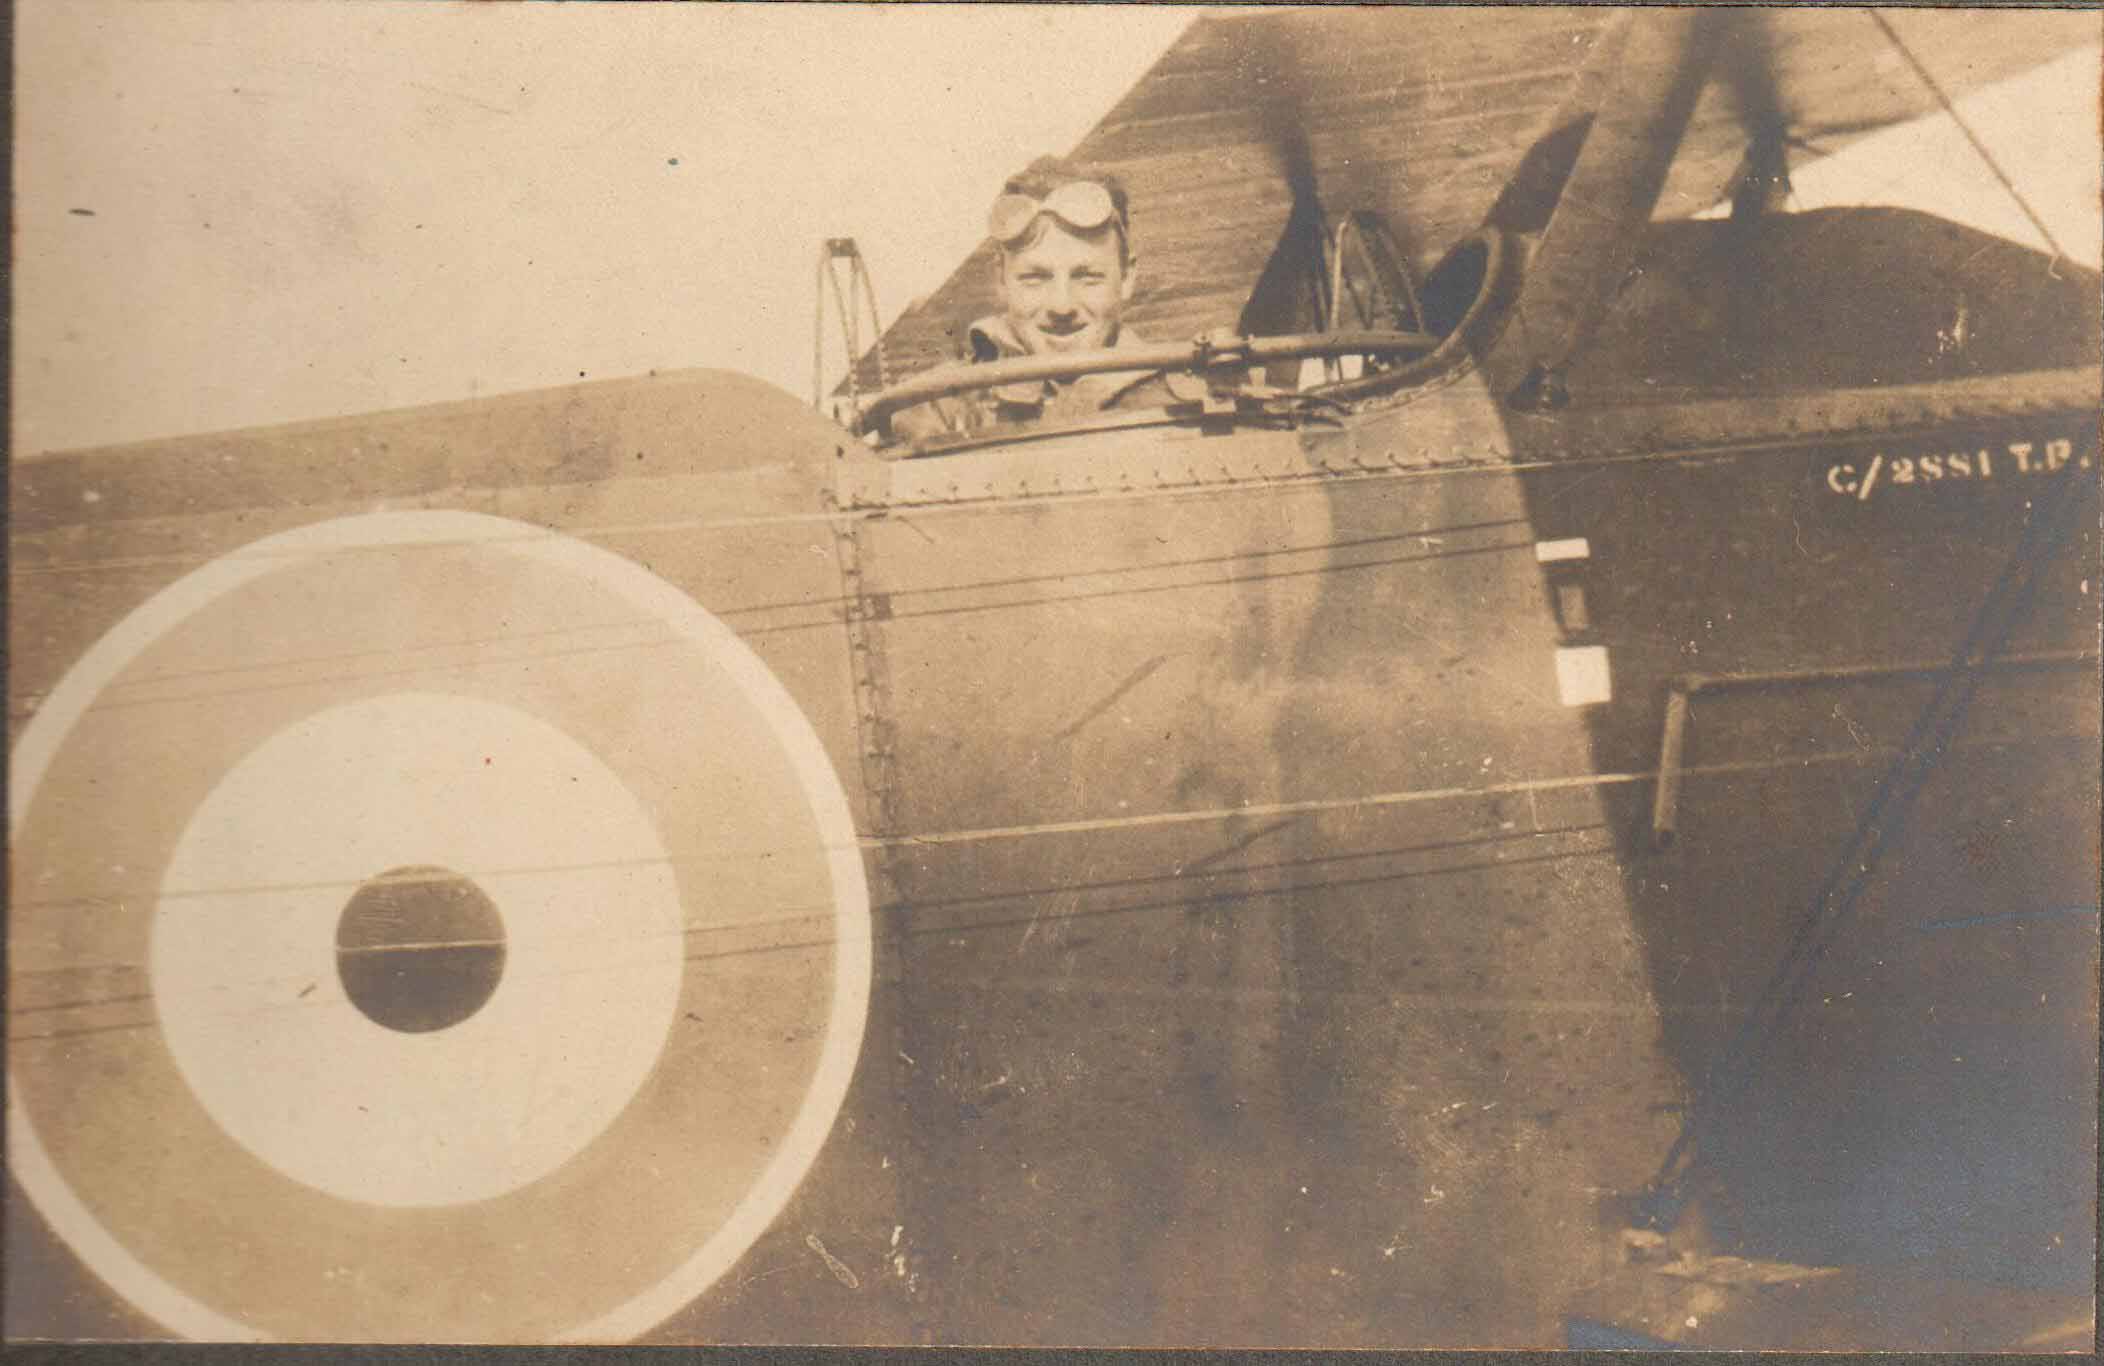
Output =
[{"x1": 988, "y1": 157, "x2": 1138, "y2": 355}]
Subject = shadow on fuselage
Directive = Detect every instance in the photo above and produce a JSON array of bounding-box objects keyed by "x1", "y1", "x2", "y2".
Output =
[{"x1": 1506, "y1": 209, "x2": 2102, "y2": 1308}]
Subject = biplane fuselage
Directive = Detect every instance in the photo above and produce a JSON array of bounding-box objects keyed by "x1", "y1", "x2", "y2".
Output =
[{"x1": 8, "y1": 6, "x2": 2100, "y2": 1350}]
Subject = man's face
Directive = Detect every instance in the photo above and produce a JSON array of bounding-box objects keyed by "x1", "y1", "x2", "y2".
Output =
[{"x1": 998, "y1": 220, "x2": 1136, "y2": 355}]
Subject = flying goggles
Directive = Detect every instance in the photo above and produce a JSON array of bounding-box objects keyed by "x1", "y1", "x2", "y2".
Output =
[{"x1": 988, "y1": 180, "x2": 1126, "y2": 246}]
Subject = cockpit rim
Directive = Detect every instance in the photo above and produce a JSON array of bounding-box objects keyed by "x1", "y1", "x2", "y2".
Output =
[{"x1": 863, "y1": 228, "x2": 1515, "y2": 460}]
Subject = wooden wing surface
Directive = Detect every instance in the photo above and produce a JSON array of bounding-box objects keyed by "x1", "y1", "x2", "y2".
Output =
[{"x1": 863, "y1": 7, "x2": 2096, "y2": 385}]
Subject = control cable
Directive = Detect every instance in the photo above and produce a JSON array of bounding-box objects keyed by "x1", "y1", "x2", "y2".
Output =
[{"x1": 1637, "y1": 440, "x2": 2095, "y2": 1227}]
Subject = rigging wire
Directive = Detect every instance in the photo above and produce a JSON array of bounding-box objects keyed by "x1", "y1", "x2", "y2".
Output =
[
  {"x1": 1636, "y1": 434, "x2": 2096, "y2": 1228},
  {"x1": 14, "y1": 725, "x2": 2098, "y2": 1041},
  {"x1": 1868, "y1": 10, "x2": 2068, "y2": 264}
]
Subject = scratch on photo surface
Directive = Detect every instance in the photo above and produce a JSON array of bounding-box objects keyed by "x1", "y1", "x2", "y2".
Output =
[{"x1": 805, "y1": 1233, "x2": 860, "y2": 1289}]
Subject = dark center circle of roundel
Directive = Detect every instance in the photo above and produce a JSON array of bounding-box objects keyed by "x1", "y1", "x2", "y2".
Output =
[{"x1": 335, "y1": 865, "x2": 507, "y2": 1033}]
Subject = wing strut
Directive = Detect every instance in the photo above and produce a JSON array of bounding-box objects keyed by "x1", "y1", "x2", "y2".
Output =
[
  {"x1": 1503, "y1": 9, "x2": 1723, "y2": 410},
  {"x1": 1636, "y1": 449, "x2": 2098, "y2": 1230}
]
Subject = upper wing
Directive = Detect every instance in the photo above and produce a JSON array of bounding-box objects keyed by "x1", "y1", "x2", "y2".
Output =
[
  {"x1": 1658, "y1": 9, "x2": 2101, "y2": 221},
  {"x1": 864, "y1": 7, "x2": 2094, "y2": 386}
]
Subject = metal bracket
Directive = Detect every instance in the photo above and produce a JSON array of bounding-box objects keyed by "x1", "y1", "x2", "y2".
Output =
[
  {"x1": 1650, "y1": 648, "x2": 2097, "y2": 848},
  {"x1": 815, "y1": 237, "x2": 886, "y2": 423}
]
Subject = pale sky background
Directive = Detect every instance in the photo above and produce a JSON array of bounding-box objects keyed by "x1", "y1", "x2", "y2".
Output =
[{"x1": 12, "y1": 3, "x2": 2100, "y2": 458}]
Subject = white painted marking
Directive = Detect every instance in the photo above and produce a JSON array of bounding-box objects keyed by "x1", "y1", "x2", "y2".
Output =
[
  {"x1": 1534, "y1": 537, "x2": 1591, "y2": 564},
  {"x1": 9, "y1": 510, "x2": 872, "y2": 1343},
  {"x1": 152, "y1": 692, "x2": 683, "y2": 1208},
  {"x1": 1555, "y1": 646, "x2": 1613, "y2": 707},
  {"x1": 1858, "y1": 452, "x2": 1884, "y2": 501}
]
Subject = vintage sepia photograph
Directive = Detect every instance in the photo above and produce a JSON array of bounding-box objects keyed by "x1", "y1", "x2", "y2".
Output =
[{"x1": 8, "y1": 2, "x2": 2101, "y2": 1350}]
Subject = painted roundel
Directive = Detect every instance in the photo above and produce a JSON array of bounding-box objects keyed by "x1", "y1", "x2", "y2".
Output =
[{"x1": 7, "y1": 512, "x2": 871, "y2": 1341}]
